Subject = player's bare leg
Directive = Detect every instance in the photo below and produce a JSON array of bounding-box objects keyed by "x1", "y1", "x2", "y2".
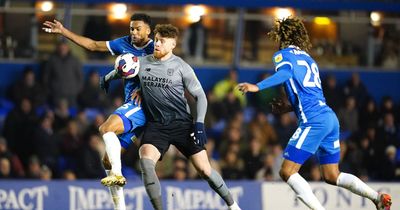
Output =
[
  {"x1": 99, "y1": 114, "x2": 126, "y2": 210},
  {"x1": 190, "y1": 150, "x2": 241, "y2": 210},
  {"x1": 99, "y1": 114, "x2": 126, "y2": 186},
  {"x1": 280, "y1": 159, "x2": 325, "y2": 210},
  {"x1": 139, "y1": 144, "x2": 163, "y2": 210},
  {"x1": 321, "y1": 164, "x2": 392, "y2": 210}
]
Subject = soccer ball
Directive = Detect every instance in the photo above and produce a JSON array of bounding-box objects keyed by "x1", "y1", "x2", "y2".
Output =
[{"x1": 114, "y1": 53, "x2": 140, "y2": 79}]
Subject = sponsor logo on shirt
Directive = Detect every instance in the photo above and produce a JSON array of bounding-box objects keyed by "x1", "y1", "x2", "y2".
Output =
[{"x1": 141, "y1": 76, "x2": 172, "y2": 88}]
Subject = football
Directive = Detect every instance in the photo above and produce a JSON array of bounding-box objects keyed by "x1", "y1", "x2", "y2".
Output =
[{"x1": 114, "y1": 53, "x2": 140, "y2": 79}]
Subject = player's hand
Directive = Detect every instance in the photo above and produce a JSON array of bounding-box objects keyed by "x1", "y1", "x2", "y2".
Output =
[
  {"x1": 192, "y1": 122, "x2": 207, "y2": 146},
  {"x1": 270, "y1": 98, "x2": 292, "y2": 114},
  {"x1": 131, "y1": 90, "x2": 142, "y2": 106},
  {"x1": 236, "y1": 83, "x2": 259, "y2": 94},
  {"x1": 99, "y1": 76, "x2": 109, "y2": 94},
  {"x1": 42, "y1": 19, "x2": 64, "y2": 34}
]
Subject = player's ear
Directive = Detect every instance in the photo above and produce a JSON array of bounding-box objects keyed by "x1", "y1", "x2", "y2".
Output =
[
  {"x1": 146, "y1": 26, "x2": 151, "y2": 36},
  {"x1": 172, "y1": 39, "x2": 176, "y2": 48}
]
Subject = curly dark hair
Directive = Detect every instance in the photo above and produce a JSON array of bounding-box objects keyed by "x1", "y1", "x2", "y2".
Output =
[
  {"x1": 154, "y1": 24, "x2": 179, "y2": 40},
  {"x1": 130, "y1": 13, "x2": 152, "y2": 27},
  {"x1": 267, "y1": 16, "x2": 312, "y2": 52}
]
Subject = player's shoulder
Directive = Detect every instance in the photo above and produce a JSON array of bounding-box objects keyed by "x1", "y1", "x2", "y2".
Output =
[
  {"x1": 286, "y1": 46, "x2": 311, "y2": 58},
  {"x1": 273, "y1": 48, "x2": 292, "y2": 56},
  {"x1": 173, "y1": 54, "x2": 185, "y2": 62},
  {"x1": 138, "y1": 54, "x2": 154, "y2": 64},
  {"x1": 166, "y1": 54, "x2": 186, "y2": 65},
  {"x1": 112, "y1": 35, "x2": 130, "y2": 43},
  {"x1": 171, "y1": 55, "x2": 194, "y2": 73},
  {"x1": 274, "y1": 47, "x2": 299, "y2": 57},
  {"x1": 272, "y1": 48, "x2": 293, "y2": 65}
]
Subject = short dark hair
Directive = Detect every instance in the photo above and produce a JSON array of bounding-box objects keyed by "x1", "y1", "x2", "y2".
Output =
[
  {"x1": 267, "y1": 16, "x2": 312, "y2": 52},
  {"x1": 154, "y1": 24, "x2": 179, "y2": 39},
  {"x1": 130, "y1": 13, "x2": 151, "y2": 27}
]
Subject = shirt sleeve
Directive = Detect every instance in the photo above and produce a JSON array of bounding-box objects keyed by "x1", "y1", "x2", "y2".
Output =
[
  {"x1": 181, "y1": 61, "x2": 207, "y2": 123},
  {"x1": 256, "y1": 66, "x2": 292, "y2": 90},
  {"x1": 106, "y1": 36, "x2": 129, "y2": 55},
  {"x1": 272, "y1": 52, "x2": 293, "y2": 72}
]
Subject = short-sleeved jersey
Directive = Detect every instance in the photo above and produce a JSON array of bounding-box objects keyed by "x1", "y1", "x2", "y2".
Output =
[
  {"x1": 273, "y1": 46, "x2": 332, "y2": 123},
  {"x1": 106, "y1": 36, "x2": 154, "y2": 102},
  {"x1": 138, "y1": 54, "x2": 203, "y2": 124}
]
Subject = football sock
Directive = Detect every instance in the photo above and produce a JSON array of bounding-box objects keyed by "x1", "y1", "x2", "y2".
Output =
[
  {"x1": 103, "y1": 132, "x2": 122, "y2": 176},
  {"x1": 205, "y1": 169, "x2": 234, "y2": 206},
  {"x1": 336, "y1": 172, "x2": 379, "y2": 202},
  {"x1": 140, "y1": 158, "x2": 162, "y2": 210},
  {"x1": 287, "y1": 173, "x2": 325, "y2": 210},
  {"x1": 106, "y1": 170, "x2": 126, "y2": 210},
  {"x1": 228, "y1": 201, "x2": 241, "y2": 210}
]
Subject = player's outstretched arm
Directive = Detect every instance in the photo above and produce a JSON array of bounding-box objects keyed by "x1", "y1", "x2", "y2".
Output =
[
  {"x1": 42, "y1": 19, "x2": 109, "y2": 52},
  {"x1": 236, "y1": 83, "x2": 259, "y2": 94}
]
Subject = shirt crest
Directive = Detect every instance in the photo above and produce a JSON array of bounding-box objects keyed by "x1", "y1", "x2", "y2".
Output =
[
  {"x1": 274, "y1": 53, "x2": 283, "y2": 63},
  {"x1": 167, "y1": 68, "x2": 174, "y2": 76}
]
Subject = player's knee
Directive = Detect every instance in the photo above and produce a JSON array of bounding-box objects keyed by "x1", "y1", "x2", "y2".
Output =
[
  {"x1": 98, "y1": 124, "x2": 106, "y2": 135},
  {"x1": 194, "y1": 162, "x2": 212, "y2": 179},
  {"x1": 323, "y1": 173, "x2": 339, "y2": 185},
  {"x1": 279, "y1": 168, "x2": 292, "y2": 181},
  {"x1": 99, "y1": 123, "x2": 111, "y2": 135},
  {"x1": 197, "y1": 168, "x2": 211, "y2": 179}
]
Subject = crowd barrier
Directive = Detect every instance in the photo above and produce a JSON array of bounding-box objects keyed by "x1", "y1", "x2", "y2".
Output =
[{"x1": 0, "y1": 180, "x2": 398, "y2": 210}]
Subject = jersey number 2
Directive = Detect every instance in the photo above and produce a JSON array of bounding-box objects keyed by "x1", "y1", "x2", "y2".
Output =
[{"x1": 298, "y1": 60, "x2": 321, "y2": 89}]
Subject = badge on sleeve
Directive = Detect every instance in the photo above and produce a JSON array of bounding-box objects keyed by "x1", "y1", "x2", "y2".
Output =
[{"x1": 274, "y1": 53, "x2": 283, "y2": 63}]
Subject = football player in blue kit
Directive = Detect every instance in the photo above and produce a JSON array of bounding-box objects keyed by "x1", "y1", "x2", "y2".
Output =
[
  {"x1": 237, "y1": 17, "x2": 391, "y2": 210},
  {"x1": 43, "y1": 13, "x2": 153, "y2": 210}
]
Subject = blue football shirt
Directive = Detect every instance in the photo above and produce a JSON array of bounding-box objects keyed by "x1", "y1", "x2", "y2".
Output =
[
  {"x1": 106, "y1": 35, "x2": 154, "y2": 102},
  {"x1": 272, "y1": 46, "x2": 332, "y2": 123}
]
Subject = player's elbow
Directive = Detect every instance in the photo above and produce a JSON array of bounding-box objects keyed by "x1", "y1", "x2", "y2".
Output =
[
  {"x1": 86, "y1": 43, "x2": 98, "y2": 52},
  {"x1": 86, "y1": 41, "x2": 104, "y2": 52}
]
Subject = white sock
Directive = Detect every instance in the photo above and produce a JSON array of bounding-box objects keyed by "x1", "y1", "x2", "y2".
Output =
[
  {"x1": 287, "y1": 173, "x2": 325, "y2": 210},
  {"x1": 336, "y1": 172, "x2": 379, "y2": 202},
  {"x1": 106, "y1": 170, "x2": 126, "y2": 210},
  {"x1": 228, "y1": 201, "x2": 241, "y2": 210},
  {"x1": 103, "y1": 132, "x2": 122, "y2": 175}
]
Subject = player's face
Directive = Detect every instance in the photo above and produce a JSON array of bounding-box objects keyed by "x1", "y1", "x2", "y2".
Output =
[
  {"x1": 153, "y1": 33, "x2": 176, "y2": 59},
  {"x1": 130, "y1": 20, "x2": 150, "y2": 46}
]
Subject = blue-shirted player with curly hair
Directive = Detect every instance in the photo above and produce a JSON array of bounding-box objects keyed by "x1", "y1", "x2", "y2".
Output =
[{"x1": 237, "y1": 16, "x2": 391, "y2": 210}]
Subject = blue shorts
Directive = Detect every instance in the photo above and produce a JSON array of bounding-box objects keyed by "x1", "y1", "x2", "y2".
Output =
[
  {"x1": 283, "y1": 111, "x2": 341, "y2": 165},
  {"x1": 113, "y1": 101, "x2": 146, "y2": 149}
]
